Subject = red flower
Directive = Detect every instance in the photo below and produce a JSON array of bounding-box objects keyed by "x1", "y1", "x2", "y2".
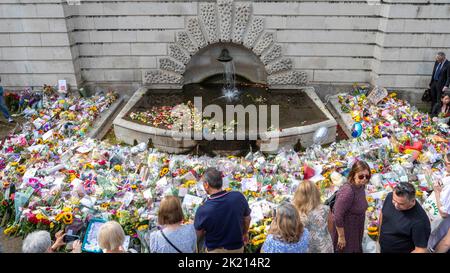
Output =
[{"x1": 27, "y1": 214, "x2": 39, "y2": 225}]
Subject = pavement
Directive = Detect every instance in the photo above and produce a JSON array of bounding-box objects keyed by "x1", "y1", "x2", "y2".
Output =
[{"x1": 0, "y1": 227, "x2": 23, "y2": 253}]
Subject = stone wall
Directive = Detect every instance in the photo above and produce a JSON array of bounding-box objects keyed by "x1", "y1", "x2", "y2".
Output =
[
  {"x1": 0, "y1": 0, "x2": 79, "y2": 88},
  {"x1": 0, "y1": 0, "x2": 449, "y2": 104}
]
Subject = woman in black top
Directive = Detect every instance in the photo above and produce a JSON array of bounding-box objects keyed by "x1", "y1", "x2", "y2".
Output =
[{"x1": 431, "y1": 93, "x2": 450, "y2": 118}]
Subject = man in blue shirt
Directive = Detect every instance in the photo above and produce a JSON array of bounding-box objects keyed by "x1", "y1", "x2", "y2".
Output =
[
  {"x1": 194, "y1": 167, "x2": 251, "y2": 253},
  {"x1": 0, "y1": 77, "x2": 14, "y2": 123}
]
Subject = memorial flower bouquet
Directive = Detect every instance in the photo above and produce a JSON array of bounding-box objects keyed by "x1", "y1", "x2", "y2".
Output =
[{"x1": 246, "y1": 218, "x2": 272, "y2": 253}]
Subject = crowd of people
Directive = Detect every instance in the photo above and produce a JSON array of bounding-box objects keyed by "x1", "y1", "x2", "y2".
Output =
[
  {"x1": 13, "y1": 156, "x2": 449, "y2": 254},
  {"x1": 429, "y1": 52, "x2": 450, "y2": 125},
  {"x1": 0, "y1": 53, "x2": 449, "y2": 254}
]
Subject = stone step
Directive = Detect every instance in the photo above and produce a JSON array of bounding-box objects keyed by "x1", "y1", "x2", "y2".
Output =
[
  {"x1": 88, "y1": 95, "x2": 126, "y2": 140},
  {"x1": 325, "y1": 95, "x2": 354, "y2": 139}
]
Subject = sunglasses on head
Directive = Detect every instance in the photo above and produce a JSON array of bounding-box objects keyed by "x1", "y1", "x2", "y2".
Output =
[{"x1": 357, "y1": 174, "x2": 370, "y2": 180}]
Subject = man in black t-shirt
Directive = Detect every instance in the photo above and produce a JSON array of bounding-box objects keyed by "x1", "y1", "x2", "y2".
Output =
[
  {"x1": 379, "y1": 182, "x2": 431, "y2": 253},
  {"x1": 194, "y1": 167, "x2": 251, "y2": 253}
]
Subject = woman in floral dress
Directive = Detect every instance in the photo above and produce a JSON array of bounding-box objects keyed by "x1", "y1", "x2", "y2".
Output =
[{"x1": 293, "y1": 180, "x2": 334, "y2": 253}]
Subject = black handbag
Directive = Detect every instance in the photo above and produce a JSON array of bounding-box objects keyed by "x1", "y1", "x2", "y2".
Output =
[
  {"x1": 324, "y1": 191, "x2": 338, "y2": 211},
  {"x1": 422, "y1": 88, "x2": 432, "y2": 102}
]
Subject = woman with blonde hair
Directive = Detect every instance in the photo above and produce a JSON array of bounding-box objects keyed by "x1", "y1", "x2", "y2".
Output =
[
  {"x1": 261, "y1": 202, "x2": 309, "y2": 253},
  {"x1": 293, "y1": 180, "x2": 334, "y2": 253},
  {"x1": 98, "y1": 221, "x2": 127, "y2": 253},
  {"x1": 148, "y1": 195, "x2": 197, "y2": 253}
]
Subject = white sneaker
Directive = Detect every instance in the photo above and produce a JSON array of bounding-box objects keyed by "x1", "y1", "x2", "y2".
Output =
[{"x1": 8, "y1": 118, "x2": 14, "y2": 123}]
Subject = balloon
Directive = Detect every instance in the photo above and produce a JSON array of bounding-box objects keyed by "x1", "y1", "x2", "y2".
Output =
[
  {"x1": 351, "y1": 122, "x2": 363, "y2": 138},
  {"x1": 313, "y1": 126, "x2": 329, "y2": 145}
]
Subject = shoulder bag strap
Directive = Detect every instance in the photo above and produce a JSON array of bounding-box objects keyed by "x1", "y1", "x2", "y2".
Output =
[{"x1": 159, "y1": 228, "x2": 183, "y2": 253}]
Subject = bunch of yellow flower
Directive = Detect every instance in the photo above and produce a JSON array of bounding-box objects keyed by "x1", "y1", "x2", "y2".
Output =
[
  {"x1": 84, "y1": 163, "x2": 94, "y2": 169},
  {"x1": 181, "y1": 180, "x2": 197, "y2": 188},
  {"x1": 137, "y1": 224, "x2": 149, "y2": 231},
  {"x1": 55, "y1": 207, "x2": 74, "y2": 225},
  {"x1": 17, "y1": 165, "x2": 26, "y2": 175},
  {"x1": 114, "y1": 164, "x2": 123, "y2": 172},
  {"x1": 248, "y1": 218, "x2": 272, "y2": 248},
  {"x1": 3, "y1": 225, "x2": 18, "y2": 235}
]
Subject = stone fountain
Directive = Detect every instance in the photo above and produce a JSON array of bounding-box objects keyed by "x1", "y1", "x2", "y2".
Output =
[{"x1": 113, "y1": 0, "x2": 337, "y2": 154}]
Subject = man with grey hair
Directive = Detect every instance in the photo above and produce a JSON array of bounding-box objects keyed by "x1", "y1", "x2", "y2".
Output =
[
  {"x1": 22, "y1": 231, "x2": 53, "y2": 253},
  {"x1": 22, "y1": 230, "x2": 82, "y2": 253},
  {"x1": 194, "y1": 167, "x2": 251, "y2": 253},
  {"x1": 429, "y1": 52, "x2": 450, "y2": 111}
]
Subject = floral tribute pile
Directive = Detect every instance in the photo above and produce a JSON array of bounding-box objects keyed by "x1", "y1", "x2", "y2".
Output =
[{"x1": 0, "y1": 85, "x2": 448, "y2": 252}]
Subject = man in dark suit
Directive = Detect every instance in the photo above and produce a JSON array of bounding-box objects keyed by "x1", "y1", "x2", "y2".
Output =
[{"x1": 429, "y1": 52, "x2": 450, "y2": 111}]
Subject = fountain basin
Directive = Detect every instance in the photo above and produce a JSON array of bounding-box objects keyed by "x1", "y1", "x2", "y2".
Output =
[{"x1": 113, "y1": 84, "x2": 337, "y2": 154}]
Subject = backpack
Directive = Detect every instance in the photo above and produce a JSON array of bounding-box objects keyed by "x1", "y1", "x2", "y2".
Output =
[{"x1": 422, "y1": 88, "x2": 432, "y2": 102}]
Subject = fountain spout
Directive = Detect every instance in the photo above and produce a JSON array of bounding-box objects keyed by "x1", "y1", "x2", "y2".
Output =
[{"x1": 217, "y1": 48, "x2": 233, "y2": 63}]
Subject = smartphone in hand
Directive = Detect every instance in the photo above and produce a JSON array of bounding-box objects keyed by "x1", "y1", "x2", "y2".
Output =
[{"x1": 64, "y1": 234, "x2": 80, "y2": 243}]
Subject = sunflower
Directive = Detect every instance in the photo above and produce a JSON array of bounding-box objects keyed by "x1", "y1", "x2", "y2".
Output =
[
  {"x1": 114, "y1": 165, "x2": 122, "y2": 172},
  {"x1": 159, "y1": 167, "x2": 169, "y2": 177},
  {"x1": 63, "y1": 212, "x2": 73, "y2": 225},
  {"x1": 17, "y1": 165, "x2": 26, "y2": 175},
  {"x1": 36, "y1": 138, "x2": 44, "y2": 145}
]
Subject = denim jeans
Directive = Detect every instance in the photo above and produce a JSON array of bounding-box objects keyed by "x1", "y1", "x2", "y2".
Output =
[{"x1": 0, "y1": 94, "x2": 11, "y2": 120}]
